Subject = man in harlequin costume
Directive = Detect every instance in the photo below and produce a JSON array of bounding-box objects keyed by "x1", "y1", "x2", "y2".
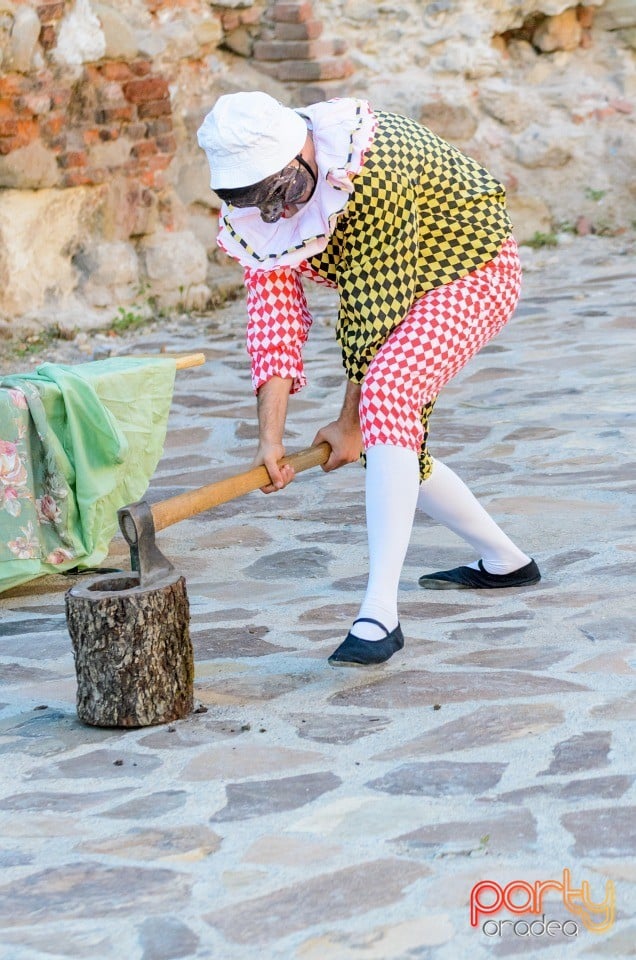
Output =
[{"x1": 197, "y1": 92, "x2": 540, "y2": 667}]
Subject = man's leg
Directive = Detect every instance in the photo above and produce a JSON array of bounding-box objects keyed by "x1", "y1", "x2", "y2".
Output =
[
  {"x1": 328, "y1": 443, "x2": 419, "y2": 664},
  {"x1": 416, "y1": 458, "x2": 539, "y2": 587},
  {"x1": 329, "y1": 238, "x2": 529, "y2": 664},
  {"x1": 353, "y1": 444, "x2": 420, "y2": 638}
]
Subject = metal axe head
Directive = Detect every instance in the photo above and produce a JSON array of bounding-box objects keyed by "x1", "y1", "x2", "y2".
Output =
[{"x1": 117, "y1": 500, "x2": 175, "y2": 587}]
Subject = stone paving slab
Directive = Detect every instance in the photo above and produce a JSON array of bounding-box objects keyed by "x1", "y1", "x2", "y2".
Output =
[{"x1": 0, "y1": 235, "x2": 635, "y2": 959}]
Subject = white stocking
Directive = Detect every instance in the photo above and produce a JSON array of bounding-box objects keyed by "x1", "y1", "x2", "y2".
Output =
[
  {"x1": 353, "y1": 444, "x2": 420, "y2": 640},
  {"x1": 417, "y1": 458, "x2": 530, "y2": 573}
]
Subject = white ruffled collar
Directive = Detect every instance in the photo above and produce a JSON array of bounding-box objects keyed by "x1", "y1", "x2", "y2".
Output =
[{"x1": 216, "y1": 98, "x2": 376, "y2": 270}]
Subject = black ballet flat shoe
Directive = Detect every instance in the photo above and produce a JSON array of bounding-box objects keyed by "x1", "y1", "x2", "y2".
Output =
[
  {"x1": 328, "y1": 617, "x2": 404, "y2": 666},
  {"x1": 418, "y1": 558, "x2": 541, "y2": 590}
]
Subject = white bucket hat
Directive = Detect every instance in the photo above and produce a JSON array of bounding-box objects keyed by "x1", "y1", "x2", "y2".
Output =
[{"x1": 197, "y1": 92, "x2": 308, "y2": 190}]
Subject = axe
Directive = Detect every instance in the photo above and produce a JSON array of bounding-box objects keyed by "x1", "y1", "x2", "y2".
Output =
[
  {"x1": 118, "y1": 441, "x2": 331, "y2": 585},
  {"x1": 65, "y1": 441, "x2": 331, "y2": 728}
]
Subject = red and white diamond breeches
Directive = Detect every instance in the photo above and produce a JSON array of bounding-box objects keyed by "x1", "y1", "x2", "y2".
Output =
[{"x1": 359, "y1": 236, "x2": 522, "y2": 453}]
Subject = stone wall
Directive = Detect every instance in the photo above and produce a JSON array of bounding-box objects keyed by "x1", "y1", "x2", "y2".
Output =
[
  {"x1": 318, "y1": 0, "x2": 636, "y2": 243},
  {"x1": 0, "y1": 0, "x2": 634, "y2": 331}
]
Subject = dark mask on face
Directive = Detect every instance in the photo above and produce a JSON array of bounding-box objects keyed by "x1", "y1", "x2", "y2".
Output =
[{"x1": 216, "y1": 155, "x2": 317, "y2": 223}]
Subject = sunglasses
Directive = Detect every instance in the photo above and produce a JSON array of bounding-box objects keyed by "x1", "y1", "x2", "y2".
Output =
[{"x1": 217, "y1": 155, "x2": 317, "y2": 223}]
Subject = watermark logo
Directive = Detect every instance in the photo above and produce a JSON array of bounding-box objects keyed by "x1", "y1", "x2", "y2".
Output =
[{"x1": 470, "y1": 869, "x2": 615, "y2": 938}]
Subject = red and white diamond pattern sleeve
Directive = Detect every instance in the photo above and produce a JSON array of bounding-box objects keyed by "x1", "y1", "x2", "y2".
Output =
[{"x1": 245, "y1": 267, "x2": 313, "y2": 395}]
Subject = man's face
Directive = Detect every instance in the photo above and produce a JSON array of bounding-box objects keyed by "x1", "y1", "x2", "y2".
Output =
[{"x1": 218, "y1": 155, "x2": 317, "y2": 223}]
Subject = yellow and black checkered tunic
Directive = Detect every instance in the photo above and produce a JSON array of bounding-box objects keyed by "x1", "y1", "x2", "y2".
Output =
[{"x1": 306, "y1": 110, "x2": 512, "y2": 384}]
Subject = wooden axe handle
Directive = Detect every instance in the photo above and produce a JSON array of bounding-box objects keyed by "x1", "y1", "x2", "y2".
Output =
[
  {"x1": 151, "y1": 441, "x2": 331, "y2": 533},
  {"x1": 174, "y1": 353, "x2": 206, "y2": 369}
]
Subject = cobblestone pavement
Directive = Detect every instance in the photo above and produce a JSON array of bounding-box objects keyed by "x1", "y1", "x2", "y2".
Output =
[{"x1": 0, "y1": 235, "x2": 634, "y2": 960}]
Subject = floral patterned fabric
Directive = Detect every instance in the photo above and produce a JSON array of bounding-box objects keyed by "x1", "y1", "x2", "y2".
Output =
[{"x1": 0, "y1": 357, "x2": 176, "y2": 594}]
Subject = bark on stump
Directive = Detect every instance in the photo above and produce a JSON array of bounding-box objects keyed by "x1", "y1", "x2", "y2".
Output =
[{"x1": 65, "y1": 572, "x2": 193, "y2": 727}]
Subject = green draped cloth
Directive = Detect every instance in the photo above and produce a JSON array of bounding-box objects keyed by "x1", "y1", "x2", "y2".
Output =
[{"x1": 0, "y1": 357, "x2": 177, "y2": 594}]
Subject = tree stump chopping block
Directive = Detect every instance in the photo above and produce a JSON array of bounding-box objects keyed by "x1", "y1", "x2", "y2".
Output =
[{"x1": 65, "y1": 572, "x2": 193, "y2": 728}]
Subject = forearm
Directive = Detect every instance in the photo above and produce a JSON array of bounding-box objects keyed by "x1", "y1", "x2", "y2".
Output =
[
  {"x1": 253, "y1": 376, "x2": 294, "y2": 492},
  {"x1": 339, "y1": 380, "x2": 362, "y2": 429},
  {"x1": 257, "y1": 375, "x2": 293, "y2": 444}
]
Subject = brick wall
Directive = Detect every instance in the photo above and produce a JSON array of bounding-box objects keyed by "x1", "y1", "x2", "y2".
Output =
[
  {"x1": 0, "y1": 0, "x2": 354, "y2": 323},
  {"x1": 0, "y1": 57, "x2": 176, "y2": 191},
  {"x1": 0, "y1": 0, "x2": 350, "y2": 190},
  {"x1": 253, "y1": 0, "x2": 352, "y2": 84}
]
